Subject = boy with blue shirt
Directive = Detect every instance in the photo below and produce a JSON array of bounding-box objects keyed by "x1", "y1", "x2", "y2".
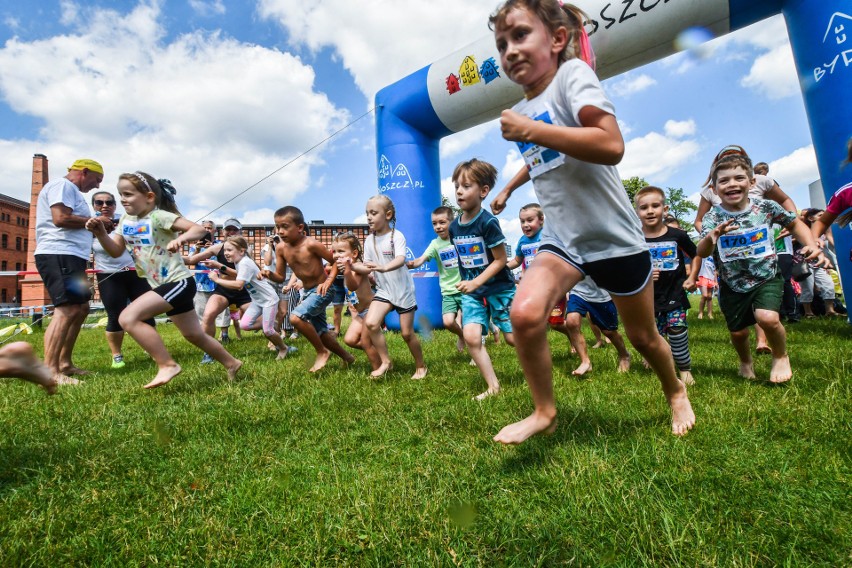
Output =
[
  {"x1": 449, "y1": 159, "x2": 515, "y2": 401},
  {"x1": 407, "y1": 206, "x2": 466, "y2": 351}
]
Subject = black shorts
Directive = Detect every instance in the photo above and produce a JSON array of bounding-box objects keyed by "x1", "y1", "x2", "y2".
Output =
[
  {"x1": 154, "y1": 277, "x2": 197, "y2": 316},
  {"x1": 372, "y1": 297, "x2": 417, "y2": 314},
  {"x1": 538, "y1": 246, "x2": 653, "y2": 296},
  {"x1": 212, "y1": 284, "x2": 252, "y2": 307},
  {"x1": 35, "y1": 254, "x2": 92, "y2": 306}
]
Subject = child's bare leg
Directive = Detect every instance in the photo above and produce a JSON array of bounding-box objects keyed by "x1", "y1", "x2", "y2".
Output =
[
  {"x1": 0, "y1": 342, "x2": 57, "y2": 394},
  {"x1": 119, "y1": 293, "x2": 184, "y2": 388},
  {"x1": 754, "y1": 324, "x2": 770, "y2": 354},
  {"x1": 603, "y1": 329, "x2": 631, "y2": 372},
  {"x1": 611, "y1": 283, "x2": 695, "y2": 436},
  {"x1": 172, "y1": 311, "x2": 241, "y2": 382},
  {"x1": 589, "y1": 315, "x2": 607, "y2": 347},
  {"x1": 290, "y1": 314, "x2": 331, "y2": 372},
  {"x1": 399, "y1": 311, "x2": 427, "y2": 379},
  {"x1": 443, "y1": 311, "x2": 465, "y2": 352},
  {"x1": 756, "y1": 309, "x2": 791, "y2": 383},
  {"x1": 320, "y1": 332, "x2": 355, "y2": 365},
  {"x1": 501, "y1": 330, "x2": 515, "y2": 347},
  {"x1": 728, "y1": 327, "x2": 755, "y2": 379},
  {"x1": 359, "y1": 324, "x2": 382, "y2": 371},
  {"x1": 365, "y1": 302, "x2": 394, "y2": 377},
  {"x1": 465, "y1": 323, "x2": 499, "y2": 399},
  {"x1": 343, "y1": 319, "x2": 364, "y2": 350},
  {"x1": 564, "y1": 312, "x2": 591, "y2": 376},
  {"x1": 494, "y1": 256, "x2": 582, "y2": 444}
]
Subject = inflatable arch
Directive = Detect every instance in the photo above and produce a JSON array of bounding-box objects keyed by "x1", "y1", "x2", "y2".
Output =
[{"x1": 375, "y1": 0, "x2": 851, "y2": 329}]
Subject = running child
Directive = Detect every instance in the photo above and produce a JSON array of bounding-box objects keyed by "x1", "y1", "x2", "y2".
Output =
[
  {"x1": 263, "y1": 206, "x2": 355, "y2": 372},
  {"x1": 86, "y1": 172, "x2": 242, "y2": 388},
  {"x1": 696, "y1": 155, "x2": 828, "y2": 383},
  {"x1": 333, "y1": 232, "x2": 381, "y2": 371},
  {"x1": 406, "y1": 206, "x2": 465, "y2": 352},
  {"x1": 209, "y1": 236, "x2": 296, "y2": 360},
  {"x1": 696, "y1": 257, "x2": 717, "y2": 320},
  {"x1": 351, "y1": 195, "x2": 428, "y2": 379},
  {"x1": 488, "y1": 0, "x2": 694, "y2": 442},
  {"x1": 636, "y1": 185, "x2": 700, "y2": 386},
  {"x1": 449, "y1": 159, "x2": 516, "y2": 400},
  {"x1": 564, "y1": 276, "x2": 632, "y2": 376}
]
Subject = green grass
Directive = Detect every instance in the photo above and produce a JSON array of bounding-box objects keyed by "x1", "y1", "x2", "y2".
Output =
[{"x1": 0, "y1": 303, "x2": 849, "y2": 566}]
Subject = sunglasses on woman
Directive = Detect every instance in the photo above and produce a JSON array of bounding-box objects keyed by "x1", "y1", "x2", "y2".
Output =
[{"x1": 94, "y1": 200, "x2": 116, "y2": 206}]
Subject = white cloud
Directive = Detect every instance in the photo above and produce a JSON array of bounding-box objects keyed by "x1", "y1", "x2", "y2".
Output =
[
  {"x1": 4, "y1": 16, "x2": 21, "y2": 31},
  {"x1": 59, "y1": 0, "x2": 78, "y2": 26},
  {"x1": 608, "y1": 73, "x2": 657, "y2": 97},
  {"x1": 0, "y1": 2, "x2": 347, "y2": 220},
  {"x1": 619, "y1": 130, "x2": 701, "y2": 183},
  {"x1": 440, "y1": 120, "x2": 498, "y2": 160},
  {"x1": 257, "y1": 0, "x2": 499, "y2": 100},
  {"x1": 740, "y1": 43, "x2": 799, "y2": 99},
  {"x1": 189, "y1": 0, "x2": 226, "y2": 17},
  {"x1": 498, "y1": 216, "x2": 522, "y2": 250},
  {"x1": 767, "y1": 145, "x2": 819, "y2": 190},
  {"x1": 664, "y1": 119, "x2": 696, "y2": 138}
]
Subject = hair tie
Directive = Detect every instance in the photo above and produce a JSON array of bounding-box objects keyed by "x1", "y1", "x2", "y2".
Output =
[{"x1": 158, "y1": 178, "x2": 177, "y2": 203}]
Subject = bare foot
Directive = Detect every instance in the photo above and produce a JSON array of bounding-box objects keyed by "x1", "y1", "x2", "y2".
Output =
[
  {"x1": 756, "y1": 344, "x2": 771, "y2": 355},
  {"x1": 668, "y1": 386, "x2": 696, "y2": 436},
  {"x1": 227, "y1": 360, "x2": 243, "y2": 381},
  {"x1": 1, "y1": 342, "x2": 57, "y2": 393},
  {"x1": 370, "y1": 361, "x2": 392, "y2": 378},
  {"x1": 569, "y1": 346, "x2": 577, "y2": 354},
  {"x1": 616, "y1": 354, "x2": 631, "y2": 373},
  {"x1": 411, "y1": 366, "x2": 428, "y2": 380},
  {"x1": 340, "y1": 352, "x2": 356, "y2": 366},
  {"x1": 60, "y1": 366, "x2": 93, "y2": 376},
  {"x1": 590, "y1": 341, "x2": 604, "y2": 349},
  {"x1": 55, "y1": 373, "x2": 82, "y2": 386},
  {"x1": 309, "y1": 350, "x2": 332, "y2": 373},
  {"x1": 456, "y1": 337, "x2": 465, "y2": 353},
  {"x1": 473, "y1": 387, "x2": 500, "y2": 401},
  {"x1": 493, "y1": 413, "x2": 557, "y2": 444},
  {"x1": 642, "y1": 359, "x2": 651, "y2": 370},
  {"x1": 738, "y1": 361, "x2": 756, "y2": 380},
  {"x1": 680, "y1": 370, "x2": 695, "y2": 386},
  {"x1": 469, "y1": 358, "x2": 477, "y2": 367},
  {"x1": 697, "y1": 313, "x2": 703, "y2": 320},
  {"x1": 769, "y1": 355, "x2": 792, "y2": 384},
  {"x1": 708, "y1": 314, "x2": 714, "y2": 320},
  {"x1": 572, "y1": 361, "x2": 592, "y2": 376},
  {"x1": 144, "y1": 364, "x2": 182, "y2": 389}
]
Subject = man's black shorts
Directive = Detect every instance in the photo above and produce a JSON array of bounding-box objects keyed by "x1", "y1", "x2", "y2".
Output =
[{"x1": 35, "y1": 254, "x2": 92, "y2": 306}]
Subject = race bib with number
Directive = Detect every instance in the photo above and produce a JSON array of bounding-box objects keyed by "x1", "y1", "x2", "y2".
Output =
[
  {"x1": 455, "y1": 236, "x2": 489, "y2": 269},
  {"x1": 718, "y1": 224, "x2": 773, "y2": 263},
  {"x1": 122, "y1": 219, "x2": 155, "y2": 247},
  {"x1": 520, "y1": 242, "x2": 539, "y2": 269},
  {"x1": 438, "y1": 245, "x2": 458, "y2": 269},
  {"x1": 647, "y1": 241, "x2": 678, "y2": 271},
  {"x1": 516, "y1": 109, "x2": 565, "y2": 179}
]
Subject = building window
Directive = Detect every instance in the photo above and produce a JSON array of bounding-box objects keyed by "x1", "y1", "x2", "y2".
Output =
[
  {"x1": 15, "y1": 263, "x2": 21, "y2": 271},
  {"x1": 1, "y1": 234, "x2": 6, "y2": 248},
  {"x1": 23, "y1": 239, "x2": 28, "y2": 251},
  {"x1": 1, "y1": 261, "x2": 6, "y2": 270},
  {"x1": 16, "y1": 237, "x2": 21, "y2": 250}
]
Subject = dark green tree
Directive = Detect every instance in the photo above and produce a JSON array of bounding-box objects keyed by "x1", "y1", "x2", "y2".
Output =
[
  {"x1": 665, "y1": 187, "x2": 698, "y2": 231},
  {"x1": 621, "y1": 176, "x2": 648, "y2": 204}
]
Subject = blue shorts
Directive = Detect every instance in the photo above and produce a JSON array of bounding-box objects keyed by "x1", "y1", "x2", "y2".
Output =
[
  {"x1": 461, "y1": 289, "x2": 514, "y2": 334},
  {"x1": 291, "y1": 286, "x2": 332, "y2": 335},
  {"x1": 566, "y1": 294, "x2": 619, "y2": 331},
  {"x1": 329, "y1": 278, "x2": 346, "y2": 306}
]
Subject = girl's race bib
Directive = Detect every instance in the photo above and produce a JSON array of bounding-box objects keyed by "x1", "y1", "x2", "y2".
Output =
[
  {"x1": 122, "y1": 219, "x2": 155, "y2": 247},
  {"x1": 516, "y1": 108, "x2": 565, "y2": 179}
]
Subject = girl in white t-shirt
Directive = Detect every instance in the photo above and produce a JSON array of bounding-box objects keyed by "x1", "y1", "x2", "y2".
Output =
[
  {"x1": 333, "y1": 232, "x2": 380, "y2": 372},
  {"x1": 86, "y1": 172, "x2": 241, "y2": 389},
  {"x1": 488, "y1": 0, "x2": 694, "y2": 443},
  {"x1": 209, "y1": 236, "x2": 296, "y2": 360},
  {"x1": 352, "y1": 195, "x2": 427, "y2": 380}
]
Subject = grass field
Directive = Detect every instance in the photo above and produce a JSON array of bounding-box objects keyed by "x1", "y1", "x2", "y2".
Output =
[{"x1": 0, "y1": 304, "x2": 849, "y2": 566}]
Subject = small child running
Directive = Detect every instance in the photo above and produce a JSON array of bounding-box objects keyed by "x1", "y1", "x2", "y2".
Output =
[
  {"x1": 696, "y1": 155, "x2": 828, "y2": 383},
  {"x1": 333, "y1": 232, "x2": 381, "y2": 372},
  {"x1": 263, "y1": 206, "x2": 355, "y2": 372},
  {"x1": 209, "y1": 236, "x2": 295, "y2": 360},
  {"x1": 636, "y1": 186, "x2": 700, "y2": 386},
  {"x1": 407, "y1": 206, "x2": 465, "y2": 352},
  {"x1": 564, "y1": 276, "x2": 632, "y2": 376},
  {"x1": 352, "y1": 195, "x2": 427, "y2": 379},
  {"x1": 449, "y1": 159, "x2": 516, "y2": 400}
]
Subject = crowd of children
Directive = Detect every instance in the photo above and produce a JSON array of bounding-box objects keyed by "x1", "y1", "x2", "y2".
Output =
[{"x1": 6, "y1": 1, "x2": 848, "y2": 452}]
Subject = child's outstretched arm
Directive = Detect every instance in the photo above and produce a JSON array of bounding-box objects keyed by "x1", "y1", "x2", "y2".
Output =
[
  {"x1": 168, "y1": 217, "x2": 206, "y2": 253},
  {"x1": 506, "y1": 254, "x2": 524, "y2": 271},
  {"x1": 500, "y1": 106, "x2": 624, "y2": 166},
  {"x1": 370, "y1": 254, "x2": 406, "y2": 274},
  {"x1": 85, "y1": 217, "x2": 126, "y2": 258},
  {"x1": 787, "y1": 218, "x2": 831, "y2": 267},
  {"x1": 491, "y1": 167, "x2": 531, "y2": 215},
  {"x1": 208, "y1": 271, "x2": 246, "y2": 291},
  {"x1": 683, "y1": 255, "x2": 701, "y2": 291},
  {"x1": 309, "y1": 240, "x2": 338, "y2": 296},
  {"x1": 406, "y1": 253, "x2": 428, "y2": 270}
]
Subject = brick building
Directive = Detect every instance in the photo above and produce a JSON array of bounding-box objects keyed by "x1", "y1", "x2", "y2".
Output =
[{"x1": 0, "y1": 193, "x2": 30, "y2": 304}]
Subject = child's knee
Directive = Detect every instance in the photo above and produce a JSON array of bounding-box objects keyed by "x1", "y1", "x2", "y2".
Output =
[
  {"x1": 729, "y1": 328, "x2": 749, "y2": 342},
  {"x1": 755, "y1": 310, "x2": 780, "y2": 327}
]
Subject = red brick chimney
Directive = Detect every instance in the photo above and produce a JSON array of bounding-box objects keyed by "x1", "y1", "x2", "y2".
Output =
[{"x1": 20, "y1": 154, "x2": 48, "y2": 307}]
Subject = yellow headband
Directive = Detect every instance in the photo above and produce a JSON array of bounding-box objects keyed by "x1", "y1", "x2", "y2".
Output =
[{"x1": 68, "y1": 159, "x2": 104, "y2": 175}]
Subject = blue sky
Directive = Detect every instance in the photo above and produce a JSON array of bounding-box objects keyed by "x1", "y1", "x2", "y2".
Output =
[{"x1": 0, "y1": 1, "x2": 819, "y2": 249}]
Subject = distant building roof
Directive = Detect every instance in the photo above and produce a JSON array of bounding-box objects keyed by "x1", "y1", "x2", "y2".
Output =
[{"x1": 0, "y1": 193, "x2": 29, "y2": 209}]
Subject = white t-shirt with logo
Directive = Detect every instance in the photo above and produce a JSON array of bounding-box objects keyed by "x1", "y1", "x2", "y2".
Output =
[
  {"x1": 364, "y1": 230, "x2": 417, "y2": 310},
  {"x1": 235, "y1": 256, "x2": 278, "y2": 308},
  {"x1": 34, "y1": 178, "x2": 93, "y2": 259}
]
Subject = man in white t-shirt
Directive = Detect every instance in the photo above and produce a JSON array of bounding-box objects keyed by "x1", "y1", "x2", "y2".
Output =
[{"x1": 34, "y1": 158, "x2": 106, "y2": 385}]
